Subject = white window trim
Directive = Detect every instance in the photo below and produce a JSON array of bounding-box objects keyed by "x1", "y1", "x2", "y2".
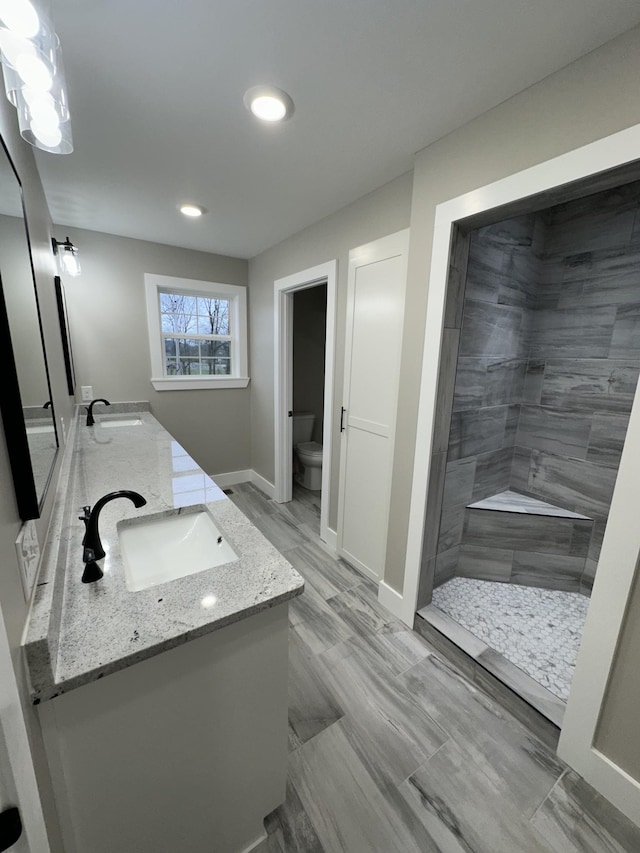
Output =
[{"x1": 144, "y1": 273, "x2": 249, "y2": 390}]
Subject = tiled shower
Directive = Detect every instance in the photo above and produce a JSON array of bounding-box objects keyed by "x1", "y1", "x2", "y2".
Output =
[{"x1": 419, "y1": 179, "x2": 640, "y2": 710}]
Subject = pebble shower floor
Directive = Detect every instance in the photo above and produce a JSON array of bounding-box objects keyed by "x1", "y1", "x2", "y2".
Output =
[{"x1": 432, "y1": 577, "x2": 589, "y2": 701}]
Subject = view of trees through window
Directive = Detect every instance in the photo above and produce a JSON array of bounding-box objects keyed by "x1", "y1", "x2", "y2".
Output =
[{"x1": 160, "y1": 291, "x2": 232, "y2": 375}]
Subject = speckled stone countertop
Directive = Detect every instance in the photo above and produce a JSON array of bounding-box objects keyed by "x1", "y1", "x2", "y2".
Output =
[{"x1": 23, "y1": 404, "x2": 304, "y2": 703}]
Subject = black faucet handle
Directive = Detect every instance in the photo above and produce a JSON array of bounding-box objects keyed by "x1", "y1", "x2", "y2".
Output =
[{"x1": 81, "y1": 550, "x2": 104, "y2": 583}]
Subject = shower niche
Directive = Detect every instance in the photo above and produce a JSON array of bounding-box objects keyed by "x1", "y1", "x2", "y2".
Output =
[{"x1": 417, "y1": 175, "x2": 640, "y2": 720}]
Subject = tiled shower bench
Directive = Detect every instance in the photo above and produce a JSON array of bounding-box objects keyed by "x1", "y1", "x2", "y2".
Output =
[{"x1": 457, "y1": 489, "x2": 594, "y2": 594}]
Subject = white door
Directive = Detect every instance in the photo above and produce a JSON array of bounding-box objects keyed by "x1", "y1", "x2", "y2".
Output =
[
  {"x1": 338, "y1": 230, "x2": 409, "y2": 582},
  {"x1": 0, "y1": 601, "x2": 49, "y2": 853}
]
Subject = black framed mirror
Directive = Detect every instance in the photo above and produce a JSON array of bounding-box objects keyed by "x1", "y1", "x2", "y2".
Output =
[
  {"x1": 0, "y1": 136, "x2": 58, "y2": 519},
  {"x1": 54, "y1": 275, "x2": 76, "y2": 395}
]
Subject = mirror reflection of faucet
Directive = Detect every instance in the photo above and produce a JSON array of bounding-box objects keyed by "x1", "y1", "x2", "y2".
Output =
[
  {"x1": 81, "y1": 491, "x2": 147, "y2": 583},
  {"x1": 85, "y1": 398, "x2": 110, "y2": 426}
]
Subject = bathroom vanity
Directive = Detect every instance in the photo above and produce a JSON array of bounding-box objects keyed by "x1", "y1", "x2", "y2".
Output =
[{"x1": 23, "y1": 404, "x2": 304, "y2": 853}]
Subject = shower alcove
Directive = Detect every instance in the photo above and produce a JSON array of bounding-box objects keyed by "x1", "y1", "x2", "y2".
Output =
[{"x1": 415, "y1": 168, "x2": 640, "y2": 726}]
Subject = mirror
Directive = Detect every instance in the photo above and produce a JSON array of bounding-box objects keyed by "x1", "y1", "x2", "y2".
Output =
[{"x1": 0, "y1": 136, "x2": 58, "y2": 519}]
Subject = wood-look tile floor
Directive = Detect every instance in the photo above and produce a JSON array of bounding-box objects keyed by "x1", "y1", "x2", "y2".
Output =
[{"x1": 226, "y1": 482, "x2": 640, "y2": 853}]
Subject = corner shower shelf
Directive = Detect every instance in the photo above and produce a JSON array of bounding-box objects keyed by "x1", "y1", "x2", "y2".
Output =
[{"x1": 467, "y1": 489, "x2": 591, "y2": 520}]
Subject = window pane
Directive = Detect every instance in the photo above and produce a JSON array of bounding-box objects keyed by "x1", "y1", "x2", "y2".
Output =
[
  {"x1": 201, "y1": 358, "x2": 231, "y2": 375},
  {"x1": 176, "y1": 339, "x2": 200, "y2": 358},
  {"x1": 197, "y1": 298, "x2": 230, "y2": 335},
  {"x1": 200, "y1": 340, "x2": 230, "y2": 359},
  {"x1": 162, "y1": 313, "x2": 197, "y2": 334},
  {"x1": 164, "y1": 339, "x2": 179, "y2": 374}
]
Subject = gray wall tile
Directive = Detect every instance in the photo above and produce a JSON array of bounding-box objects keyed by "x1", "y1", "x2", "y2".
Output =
[
  {"x1": 421, "y1": 451, "x2": 447, "y2": 563},
  {"x1": 522, "y1": 360, "x2": 545, "y2": 405},
  {"x1": 433, "y1": 328, "x2": 460, "y2": 453},
  {"x1": 463, "y1": 509, "x2": 577, "y2": 555},
  {"x1": 444, "y1": 228, "x2": 470, "y2": 330},
  {"x1": 528, "y1": 451, "x2": 616, "y2": 519},
  {"x1": 516, "y1": 405, "x2": 591, "y2": 459},
  {"x1": 434, "y1": 548, "x2": 459, "y2": 588},
  {"x1": 448, "y1": 406, "x2": 508, "y2": 461},
  {"x1": 541, "y1": 360, "x2": 640, "y2": 413},
  {"x1": 457, "y1": 544, "x2": 513, "y2": 582},
  {"x1": 438, "y1": 458, "x2": 476, "y2": 552},
  {"x1": 569, "y1": 521, "x2": 593, "y2": 558},
  {"x1": 471, "y1": 447, "x2": 513, "y2": 502},
  {"x1": 587, "y1": 412, "x2": 629, "y2": 468},
  {"x1": 459, "y1": 300, "x2": 523, "y2": 358},
  {"x1": 588, "y1": 521, "x2": 608, "y2": 562},
  {"x1": 610, "y1": 303, "x2": 640, "y2": 358},
  {"x1": 581, "y1": 558, "x2": 598, "y2": 594},
  {"x1": 530, "y1": 306, "x2": 616, "y2": 359},
  {"x1": 510, "y1": 552, "x2": 585, "y2": 592}
]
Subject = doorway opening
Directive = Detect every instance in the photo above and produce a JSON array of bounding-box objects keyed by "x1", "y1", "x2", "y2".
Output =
[
  {"x1": 415, "y1": 166, "x2": 640, "y2": 727},
  {"x1": 274, "y1": 261, "x2": 337, "y2": 547}
]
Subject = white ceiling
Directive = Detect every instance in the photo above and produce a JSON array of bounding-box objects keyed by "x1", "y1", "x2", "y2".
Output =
[{"x1": 36, "y1": 0, "x2": 640, "y2": 259}]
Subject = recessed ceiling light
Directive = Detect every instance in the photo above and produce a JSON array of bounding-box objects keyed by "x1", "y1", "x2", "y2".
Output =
[
  {"x1": 244, "y1": 85, "x2": 294, "y2": 122},
  {"x1": 179, "y1": 203, "x2": 205, "y2": 218}
]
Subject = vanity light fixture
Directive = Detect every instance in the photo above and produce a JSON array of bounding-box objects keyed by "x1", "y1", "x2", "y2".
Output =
[
  {"x1": 179, "y1": 203, "x2": 205, "y2": 218},
  {"x1": 52, "y1": 236, "x2": 80, "y2": 277},
  {"x1": 0, "y1": 1, "x2": 73, "y2": 153},
  {"x1": 244, "y1": 85, "x2": 294, "y2": 122}
]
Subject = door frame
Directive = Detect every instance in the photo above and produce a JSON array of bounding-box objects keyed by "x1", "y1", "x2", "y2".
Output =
[
  {"x1": 274, "y1": 260, "x2": 337, "y2": 547},
  {"x1": 0, "y1": 596, "x2": 50, "y2": 851},
  {"x1": 400, "y1": 122, "x2": 640, "y2": 823}
]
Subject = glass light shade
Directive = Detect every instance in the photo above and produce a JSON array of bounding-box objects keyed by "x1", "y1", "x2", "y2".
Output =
[
  {"x1": 60, "y1": 247, "x2": 80, "y2": 277},
  {"x1": 0, "y1": 27, "x2": 35, "y2": 68},
  {"x1": 15, "y1": 86, "x2": 73, "y2": 153},
  {"x1": 0, "y1": 0, "x2": 40, "y2": 39},
  {"x1": 2, "y1": 61, "x2": 21, "y2": 106}
]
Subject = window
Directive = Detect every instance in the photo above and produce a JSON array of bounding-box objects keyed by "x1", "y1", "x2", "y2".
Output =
[{"x1": 144, "y1": 274, "x2": 249, "y2": 390}]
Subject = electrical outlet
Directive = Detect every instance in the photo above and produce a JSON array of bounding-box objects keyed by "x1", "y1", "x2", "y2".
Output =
[{"x1": 81, "y1": 385, "x2": 93, "y2": 401}]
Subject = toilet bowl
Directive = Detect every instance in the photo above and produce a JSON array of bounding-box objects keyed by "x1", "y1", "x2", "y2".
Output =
[
  {"x1": 292, "y1": 411, "x2": 323, "y2": 491},
  {"x1": 295, "y1": 441, "x2": 323, "y2": 491}
]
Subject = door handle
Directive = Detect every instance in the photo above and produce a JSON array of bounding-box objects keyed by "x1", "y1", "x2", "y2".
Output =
[
  {"x1": 0, "y1": 807, "x2": 22, "y2": 851},
  {"x1": 340, "y1": 407, "x2": 346, "y2": 432}
]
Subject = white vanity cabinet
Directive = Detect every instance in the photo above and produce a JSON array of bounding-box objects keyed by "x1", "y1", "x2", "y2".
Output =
[{"x1": 39, "y1": 603, "x2": 289, "y2": 853}]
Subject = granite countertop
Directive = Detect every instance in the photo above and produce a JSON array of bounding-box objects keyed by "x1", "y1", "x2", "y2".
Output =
[{"x1": 24, "y1": 404, "x2": 304, "y2": 702}]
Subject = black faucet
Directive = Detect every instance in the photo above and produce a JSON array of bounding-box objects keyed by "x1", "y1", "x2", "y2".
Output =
[
  {"x1": 81, "y1": 490, "x2": 147, "y2": 583},
  {"x1": 43, "y1": 400, "x2": 52, "y2": 409},
  {"x1": 85, "y1": 398, "x2": 110, "y2": 426}
]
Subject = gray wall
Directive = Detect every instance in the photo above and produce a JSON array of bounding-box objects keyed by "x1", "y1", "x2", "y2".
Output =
[
  {"x1": 59, "y1": 227, "x2": 250, "y2": 476},
  {"x1": 293, "y1": 285, "x2": 327, "y2": 444},
  {"x1": 248, "y1": 171, "x2": 414, "y2": 530}
]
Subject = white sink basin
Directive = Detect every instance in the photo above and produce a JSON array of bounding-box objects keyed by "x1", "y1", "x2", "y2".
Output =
[
  {"x1": 99, "y1": 418, "x2": 143, "y2": 428},
  {"x1": 118, "y1": 510, "x2": 238, "y2": 591}
]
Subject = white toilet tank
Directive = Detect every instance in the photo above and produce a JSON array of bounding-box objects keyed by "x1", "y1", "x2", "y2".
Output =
[{"x1": 292, "y1": 412, "x2": 315, "y2": 445}]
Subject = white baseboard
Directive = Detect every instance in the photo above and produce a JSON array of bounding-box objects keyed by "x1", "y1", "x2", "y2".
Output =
[
  {"x1": 323, "y1": 527, "x2": 338, "y2": 552},
  {"x1": 378, "y1": 580, "x2": 412, "y2": 626},
  {"x1": 210, "y1": 469, "x2": 253, "y2": 488},
  {"x1": 250, "y1": 470, "x2": 275, "y2": 498},
  {"x1": 209, "y1": 469, "x2": 276, "y2": 498}
]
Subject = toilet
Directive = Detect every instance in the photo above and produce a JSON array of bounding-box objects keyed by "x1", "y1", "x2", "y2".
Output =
[{"x1": 292, "y1": 412, "x2": 323, "y2": 491}]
